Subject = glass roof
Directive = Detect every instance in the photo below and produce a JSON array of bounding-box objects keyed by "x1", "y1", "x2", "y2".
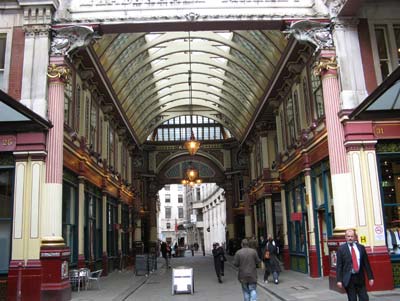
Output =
[
  {"x1": 93, "y1": 30, "x2": 287, "y2": 143},
  {"x1": 366, "y1": 80, "x2": 400, "y2": 111}
]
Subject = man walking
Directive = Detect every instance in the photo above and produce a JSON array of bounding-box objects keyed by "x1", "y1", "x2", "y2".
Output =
[
  {"x1": 233, "y1": 238, "x2": 261, "y2": 301},
  {"x1": 336, "y1": 229, "x2": 374, "y2": 301}
]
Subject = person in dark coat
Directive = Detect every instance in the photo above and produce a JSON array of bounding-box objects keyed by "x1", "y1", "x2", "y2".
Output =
[
  {"x1": 212, "y1": 242, "x2": 226, "y2": 283},
  {"x1": 160, "y1": 241, "x2": 170, "y2": 268},
  {"x1": 263, "y1": 234, "x2": 281, "y2": 284},
  {"x1": 336, "y1": 229, "x2": 374, "y2": 301}
]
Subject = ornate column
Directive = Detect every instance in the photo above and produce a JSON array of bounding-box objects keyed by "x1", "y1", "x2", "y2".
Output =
[
  {"x1": 39, "y1": 57, "x2": 71, "y2": 301},
  {"x1": 102, "y1": 192, "x2": 108, "y2": 276},
  {"x1": 78, "y1": 176, "x2": 86, "y2": 268},
  {"x1": 221, "y1": 179, "x2": 234, "y2": 240},
  {"x1": 316, "y1": 52, "x2": 357, "y2": 231},
  {"x1": 280, "y1": 188, "x2": 290, "y2": 269},
  {"x1": 304, "y1": 168, "x2": 319, "y2": 277}
]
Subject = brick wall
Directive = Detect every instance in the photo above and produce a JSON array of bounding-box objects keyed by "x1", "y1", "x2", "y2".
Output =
[{"x1": 8, "y1": 27, "x2": 24, "y2": 100}]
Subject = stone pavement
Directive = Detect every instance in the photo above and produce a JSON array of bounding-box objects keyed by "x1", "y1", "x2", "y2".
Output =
[{"x1": 71, "y1": 252, "x2": 400, "y2": 301}]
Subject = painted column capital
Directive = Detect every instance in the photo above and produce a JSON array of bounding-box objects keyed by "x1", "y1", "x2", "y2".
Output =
[
  {"x1": 314, "y1": 55, "x2": 338, "y2": 77},
  {"x1": 47, "y1": 63, "x2": 70, "y2": 83}
]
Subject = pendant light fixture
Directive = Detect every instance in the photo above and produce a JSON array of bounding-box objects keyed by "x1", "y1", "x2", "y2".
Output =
[{"x1": 183, "y1": 31, "x2": 200, "y2": 156}]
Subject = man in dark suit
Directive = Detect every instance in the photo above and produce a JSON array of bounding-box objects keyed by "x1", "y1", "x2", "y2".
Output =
[{"x1": 336, "y1": 229, "x2": 374, "y2": 301}]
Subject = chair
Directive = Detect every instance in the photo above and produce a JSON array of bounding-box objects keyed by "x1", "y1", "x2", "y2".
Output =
[
  {"x1": 88, "y1": 269, "x2": 103, "y2": 289},
  {"x1": 78, "y1": 268, "x2": 90, "y2": 291},
  {"x1": 69, "y1": 269, "x2": 80, "y2": 292}
]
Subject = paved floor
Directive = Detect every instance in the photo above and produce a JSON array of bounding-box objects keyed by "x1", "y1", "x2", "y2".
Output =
[{"x1": 71, "y1": 252, "x2": 400, "y2": 301}]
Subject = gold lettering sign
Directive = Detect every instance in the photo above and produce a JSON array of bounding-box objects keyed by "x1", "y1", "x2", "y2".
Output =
[
  {"x1": 0, "y1": 135, "x2": 16, "y2": 151},
  {"x1": 374, "y1": 127, "x2": 384, "y2": 135}
]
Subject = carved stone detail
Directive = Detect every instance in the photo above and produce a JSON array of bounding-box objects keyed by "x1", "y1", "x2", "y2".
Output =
[
  {"x1": 285, "y1": 20, "x2": 334, "y2": 55},
  {"x1": 50, "y1": 25, "x2": 95, "y2": 57}
]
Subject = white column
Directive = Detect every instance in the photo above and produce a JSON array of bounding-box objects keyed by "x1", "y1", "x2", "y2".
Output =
[{"x1": 333, "y1": 18, "x2": 368, "y2": 109}]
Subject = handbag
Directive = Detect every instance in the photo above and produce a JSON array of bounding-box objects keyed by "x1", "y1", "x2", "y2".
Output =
[{"x1": 264, "y1": 250, "x2": 270, "y2": 259}]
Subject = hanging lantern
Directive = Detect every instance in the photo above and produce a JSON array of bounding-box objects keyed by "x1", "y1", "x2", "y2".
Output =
[{"x1": 184, "y1": 130, "x2": 200, "y2": 156}]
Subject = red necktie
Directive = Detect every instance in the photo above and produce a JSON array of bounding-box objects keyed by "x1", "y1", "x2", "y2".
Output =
[{"x1": 351, "y1": 245, "x2": 359, "y2": 272}]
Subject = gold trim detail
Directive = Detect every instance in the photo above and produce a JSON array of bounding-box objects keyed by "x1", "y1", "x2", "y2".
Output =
[
  {"x1": 41, "y1": 237, "x2": 66, "y2": 247},
  {"x1": 47, "y1": 64, "x2": 70, "y2": 80},
  {"x1": 314, "y1": 56, "x2": 338, "y2": 76}
]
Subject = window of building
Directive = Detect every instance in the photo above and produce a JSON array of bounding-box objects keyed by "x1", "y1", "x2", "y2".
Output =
[
  {"x1": 310, "y1": 65, "x2": 324, "y2": 120},
  {"x1": 166, "y1": 222, "x2": 171, "y2": 229},
  {"x1": 165, "y1": 194, "x2": 171, "y2": 203},
  {"x1": 64, "y1": 79, "x2": 73, "y2": 128},
  {"x1": 372, "y1": 23, "x2": 400, "y2": 82},
  {"x1": 0, "y1": 163, "x2": 14, "y2": 273},
  {"x1": 0, "y1": 34, "x2": 6, "y2": 91},
  {"x1": 196, "y1": 188, "x2": 201, "y2": 201},
  {"x1": 74, "y1": 85, "x2": 81, "y2": 131},
  {"x1": 286, "y1": 96, "x2": 296, "y2": 145},
  {"x1": 165, "y1": 185, "x2": 170, "y2": 191},
  {"x1": 147, "y1": 115, "x2": 232, "y2": 141},
  {"x1": 178, "y1": 195, "x2": 183, "y2": 203},
  {"x1": 178, "y1": 207, "x2": 184, "y2": 218},
  {"x1": 177, "y1": 185, "x2": 183, "y2": 191},
  {"x1": 165, "y1": 207, "x2": 171, "y2": 219},
  {"x1": 90, "y1": 99, "x2": 98, "y2": 152}
]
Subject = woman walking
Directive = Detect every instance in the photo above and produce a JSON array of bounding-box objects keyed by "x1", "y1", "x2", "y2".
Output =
[{"x1": 212, "y1": 242, "x2": 226, "y2": 283}]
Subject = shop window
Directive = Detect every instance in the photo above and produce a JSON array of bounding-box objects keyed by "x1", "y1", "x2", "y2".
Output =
[
  {"x1": 84, "y1": 185, "x2": 102, "y2": 262},
  {"x1": 0, "y1": 166, "x2": 13, "y2": 273},
  {"x1": 286, "y1": 175, "x2": 308, "y2": 273},
  {"x1": 107, "y1": 197, "x2": 118, "y2": 257},
  {"x1": 62, "y1": 177, "x2": 78, "y2": 265},
  {"x1": 379, "y1": 157, "x2": 400, "y2": 255}
]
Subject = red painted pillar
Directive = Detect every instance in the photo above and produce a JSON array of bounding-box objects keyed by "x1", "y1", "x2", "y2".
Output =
[{"x1": 40, "y1": 57, "x2": 71, "y2": 301}]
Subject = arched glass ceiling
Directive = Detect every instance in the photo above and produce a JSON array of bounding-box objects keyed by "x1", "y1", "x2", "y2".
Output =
[
  {"x1": 147, "y1": 115, "x2": 232, "y2": 142},
  {"x1": 93, "y1": 30, "x2": 287, "y2": 143}
]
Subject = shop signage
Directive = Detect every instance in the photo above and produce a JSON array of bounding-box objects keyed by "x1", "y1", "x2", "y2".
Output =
[
  {"x1": 373, "y1": 123, "x2": 400, "y2": 139},
  {"x1": 290, "y1": 212, "x2": 302, "y2": 221},
  {"x1": 0, "y1": 135, "x2": 16, "y2": 151}
]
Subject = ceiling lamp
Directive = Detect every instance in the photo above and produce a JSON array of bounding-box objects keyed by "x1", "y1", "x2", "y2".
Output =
[
  {"x1": 181, "y1": 162, "x2": 202, "y2": 186},
  {"x1": 183, "y1": 31, "x2": 200, "y2": 156}
]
